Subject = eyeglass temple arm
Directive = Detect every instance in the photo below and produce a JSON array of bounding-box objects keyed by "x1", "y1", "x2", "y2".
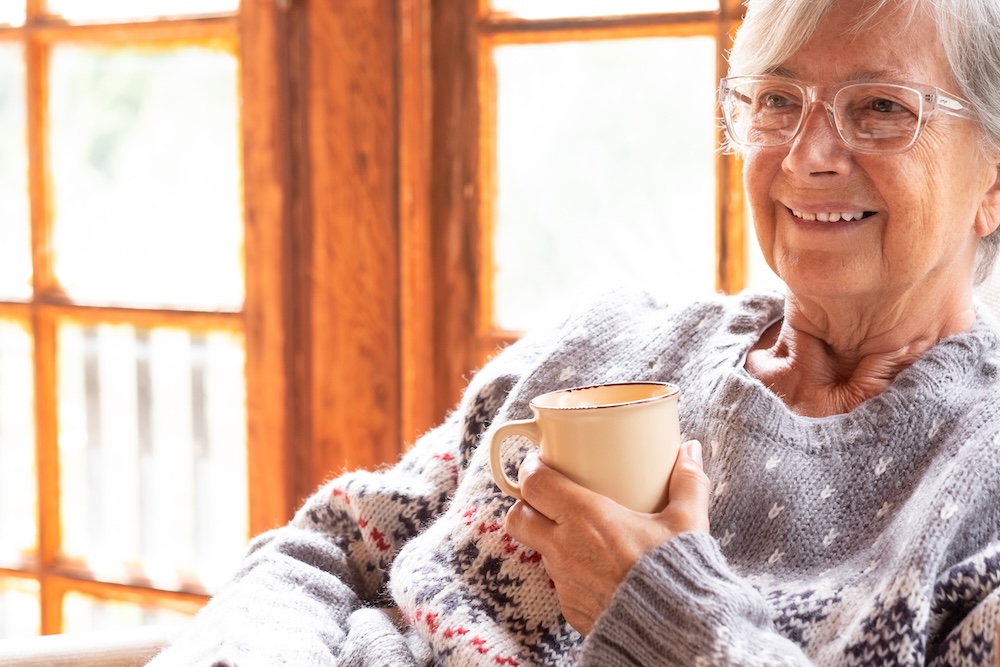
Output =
[
  {"x1": 934, "y1": 92, "x2": 975, "y2": 118},
  {"x1": 724, "y1": 87, "x2": 753, "y2": 106}
]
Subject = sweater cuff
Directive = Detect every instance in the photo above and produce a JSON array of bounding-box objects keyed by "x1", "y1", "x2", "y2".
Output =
[{"x1": 580, "y1": 532, "x2": 785, "y2": 666}]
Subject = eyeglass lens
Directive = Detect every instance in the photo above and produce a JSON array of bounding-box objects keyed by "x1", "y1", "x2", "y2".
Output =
[{"x1": 724, "y1": 79, "x2": 924, "y2": 152}]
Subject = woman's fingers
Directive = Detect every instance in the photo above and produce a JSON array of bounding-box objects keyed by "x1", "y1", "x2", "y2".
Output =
[
  {"x1": 503, "y1": 496, "x2": 555, "y2": 554},
  {"x1": 514, "y1": 453, "x2": 595, "y2": 524},
  {"x1": 663, "y1": 440, "x2": 712, "y2": 532},
  {"x1": 504, "y1": 442, "x2": 711, "y2": 635}
]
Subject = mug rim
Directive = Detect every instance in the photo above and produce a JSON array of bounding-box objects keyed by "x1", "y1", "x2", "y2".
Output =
[{"x1": 530, "y1": 381, "x2": 679, "y2": 410}]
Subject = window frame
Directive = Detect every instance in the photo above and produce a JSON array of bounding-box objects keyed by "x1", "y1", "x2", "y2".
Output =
[
  {"x1": 0, "y1": 0, "x2": 292, "y2": 635},
  {"x1": 422, "y1": 0, "x2": 748, "y2": 419}
]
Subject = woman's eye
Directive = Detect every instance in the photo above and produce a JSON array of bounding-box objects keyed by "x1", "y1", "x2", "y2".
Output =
[
  {"x1": 869, "y1": 98, "x2": 905, "y2": 113},
  {"x1": 761, "y1": 93, "x2": 793, "y2": 108}
]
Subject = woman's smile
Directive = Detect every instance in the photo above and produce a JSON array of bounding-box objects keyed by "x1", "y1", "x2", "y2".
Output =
[{"x1": 787, "y1": 208, "x2": 875, "y2": 223}]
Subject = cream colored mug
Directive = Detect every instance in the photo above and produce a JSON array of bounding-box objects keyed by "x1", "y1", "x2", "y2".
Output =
[{"x1": 488, "y1": 382, "x2": 681, "y2": 513}]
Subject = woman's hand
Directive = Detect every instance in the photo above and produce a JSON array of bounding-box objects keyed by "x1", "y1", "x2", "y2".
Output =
[{"x1": 504, "y1": 440, "x2": 710, "y2": 635}]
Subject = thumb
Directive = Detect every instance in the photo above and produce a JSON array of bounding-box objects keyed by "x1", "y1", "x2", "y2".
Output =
[{"x1": 664, "y1": 440, "x2": 711, "y2": 532}]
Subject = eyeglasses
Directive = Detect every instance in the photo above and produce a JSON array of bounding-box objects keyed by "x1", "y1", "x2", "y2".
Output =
[{"x1": 719, "y1": 75, "x2": 976, "y2": 154}]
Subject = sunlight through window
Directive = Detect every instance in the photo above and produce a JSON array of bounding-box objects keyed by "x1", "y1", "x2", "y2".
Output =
[
  {"x1": 492, "y1": 37, "x2": 718, "y2": 330},
  {"x1": 46, "y1": 0, "x2": 238, "y2": 22},
  {"x1": 0, "y1": 578, "x2": 40, "y2": 638},
  {"x1": 0, "y1": 321, "x2": 35, "y2": 565},
  {"x1": 62, "y1": 591, "x2": 196, "y2": 634},
  {"x1": 57, "y1": 322, "x2": 247, "y2": 591},
  {"x1": 490, "y1": 0, "x2": 718, "y2": 19},
  {"x1": 1, "y1": 0, "x2": 256, "y2": 637},
  {"x1": 0, "y1": 43, "x2": 31, "y2": 301},
  {"x1": 0, "y1": 0, "x2": 24, "y2": 26},
  {"x1": 48, "y1": 45, "x2": 243, "y2": 310}
]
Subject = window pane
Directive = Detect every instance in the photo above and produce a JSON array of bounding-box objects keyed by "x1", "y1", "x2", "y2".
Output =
[
  {"x1": 58, "y1": 322, "x2": 247, "y2": 591},
  {"x1": 0, "y1": 320, "x2": 35, "y2": 564},
  {"x1": 48, "y1": 45, "x2": 243, "y2": 310},
  {"x1": 62, "y1": 591, "x2": 196, "y2": 634},
  {"x1": 490, "y1": 0, "x2": 717, "y2": 19},
  {"x1": 493, "y1": 38, "x2": 718, "y2": 330},
  {"x1": 0, "y1": 1, "x2": 24, "y2": 26},
  {"x1": 0, "y1": 577, "x2": 40, "y2": 639},
  {"x1": 46, "y1": 0, "x2": 238, "y2": 22},
  {"x1": 0, "y1": 42, "x2": 31, "y2": 301}
]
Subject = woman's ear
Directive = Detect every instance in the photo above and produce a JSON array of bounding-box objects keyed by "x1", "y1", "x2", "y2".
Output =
[{"x1": 975, "y1": 165, "x2": 1000, "y2": 237}]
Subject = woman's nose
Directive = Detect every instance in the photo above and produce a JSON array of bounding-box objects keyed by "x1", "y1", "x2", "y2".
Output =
[{"x1": 781, "y1": 102, "x2": 853, "y2": 178}]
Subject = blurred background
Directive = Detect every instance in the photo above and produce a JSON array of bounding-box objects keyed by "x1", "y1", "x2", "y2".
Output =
[{"x1": 0, "y1": 0, "x2": 788, "y2": 639}]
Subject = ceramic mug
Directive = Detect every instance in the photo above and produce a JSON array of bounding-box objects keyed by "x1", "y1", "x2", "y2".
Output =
[{"x1": 488, "y1": 382, "x2": 681, "y2": 513}]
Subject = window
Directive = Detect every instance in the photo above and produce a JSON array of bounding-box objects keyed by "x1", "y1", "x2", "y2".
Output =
[
  {"x1": 0, "y1": 0, "x2": 287, "y2": 637},
  {"x1": 425, "y1": 0, "x2": 776, "y2": 418},
  {"x1": 0, "y1": 0, "x2": 415, "y2": 637}
]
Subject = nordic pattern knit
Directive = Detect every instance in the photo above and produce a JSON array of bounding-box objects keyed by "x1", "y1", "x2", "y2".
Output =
[{"x1": 150, "y1": 288, "x2": 1000, "y2": 666}]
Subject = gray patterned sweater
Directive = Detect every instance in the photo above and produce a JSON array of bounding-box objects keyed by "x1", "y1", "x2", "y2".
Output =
[{"x1": 150, "y1": 288, "x2": 1000, "y2": 666}]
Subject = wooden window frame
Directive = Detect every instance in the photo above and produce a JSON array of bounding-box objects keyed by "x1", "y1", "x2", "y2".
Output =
[
  {"x1": 0, "y1": 0, "x2": 289, "y2": 634},
  {"x1": 422, "y1": 0, "x2": 748, "y2": 420},
  {"x1": 249, "y1": 0, "x2": 751, "y2": 534}
]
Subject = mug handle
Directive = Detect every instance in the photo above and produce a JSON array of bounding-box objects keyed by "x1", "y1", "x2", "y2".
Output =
[{"x1": 488, "y1": 418, "x2": 541, "y2": 501}]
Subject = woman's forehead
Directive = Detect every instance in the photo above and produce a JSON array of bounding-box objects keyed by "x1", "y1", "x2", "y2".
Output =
[{"x1": 775, "y1": 1, "x2": 953, "y2": 87}]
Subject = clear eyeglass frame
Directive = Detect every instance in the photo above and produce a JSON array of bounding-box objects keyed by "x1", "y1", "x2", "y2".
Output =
[{"x1": 719, "y1": 75, "x2": 976, "y2": 155}]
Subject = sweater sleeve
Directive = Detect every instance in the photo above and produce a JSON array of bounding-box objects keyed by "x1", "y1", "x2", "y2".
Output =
[
  {"x1": 926, "y1": 544, "x2": 1000, "y2": 666},
  {"x1": 148, "y1": 329, "x2": 555, "y2": 667},
  {"x1": 580, "y1": 532, "x2": 815, "y2": 667}
]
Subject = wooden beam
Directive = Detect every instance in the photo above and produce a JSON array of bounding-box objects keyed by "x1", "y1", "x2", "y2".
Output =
[
  {"x1": 299, "y1": 0, "x2": 402, "y2": 498},
  {"x1": 431, "y1": 0, "x2": 482, "y2": 417},
  {"x1": 240, "y1": 0, "x2": 295, "y2": 533},
  {"x1": 398, "y1": 0, "x2": 436, "y2": 446}
]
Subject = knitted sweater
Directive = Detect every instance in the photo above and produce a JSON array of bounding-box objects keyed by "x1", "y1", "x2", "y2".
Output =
[{"x1": 150, "y1": 288, "x2": 1000, "y2": 666}]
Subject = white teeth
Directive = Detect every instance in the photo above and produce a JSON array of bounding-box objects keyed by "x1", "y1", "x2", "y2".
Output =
[{"x1": 791, "y1": 209, "x2": 866, "y2": 222}]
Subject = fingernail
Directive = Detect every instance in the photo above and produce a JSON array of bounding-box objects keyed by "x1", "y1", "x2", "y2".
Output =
[{"x1": 684, "y1": 440, "x2": 703, "y2": 467}]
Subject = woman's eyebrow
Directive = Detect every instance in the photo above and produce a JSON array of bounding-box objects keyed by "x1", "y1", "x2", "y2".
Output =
[
  {"x1": 849, "y1": 69, "x2": 911, "y2": 82},
  {"x1": 762, "y1": 67, "x2": 912, "y2": 83},
  {"x1": 763, "y1": 66, "x2": 797, "y2": 78}
]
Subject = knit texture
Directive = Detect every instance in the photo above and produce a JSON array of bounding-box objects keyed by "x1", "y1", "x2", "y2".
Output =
[{"x1": 150, "y1": 287, "x2": 1000, "y2": 666}]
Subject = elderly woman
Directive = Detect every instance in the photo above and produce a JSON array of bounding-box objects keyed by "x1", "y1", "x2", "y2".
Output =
[{"x1": 151, "y1": 0, "x2": 1000, "y2": 665}]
